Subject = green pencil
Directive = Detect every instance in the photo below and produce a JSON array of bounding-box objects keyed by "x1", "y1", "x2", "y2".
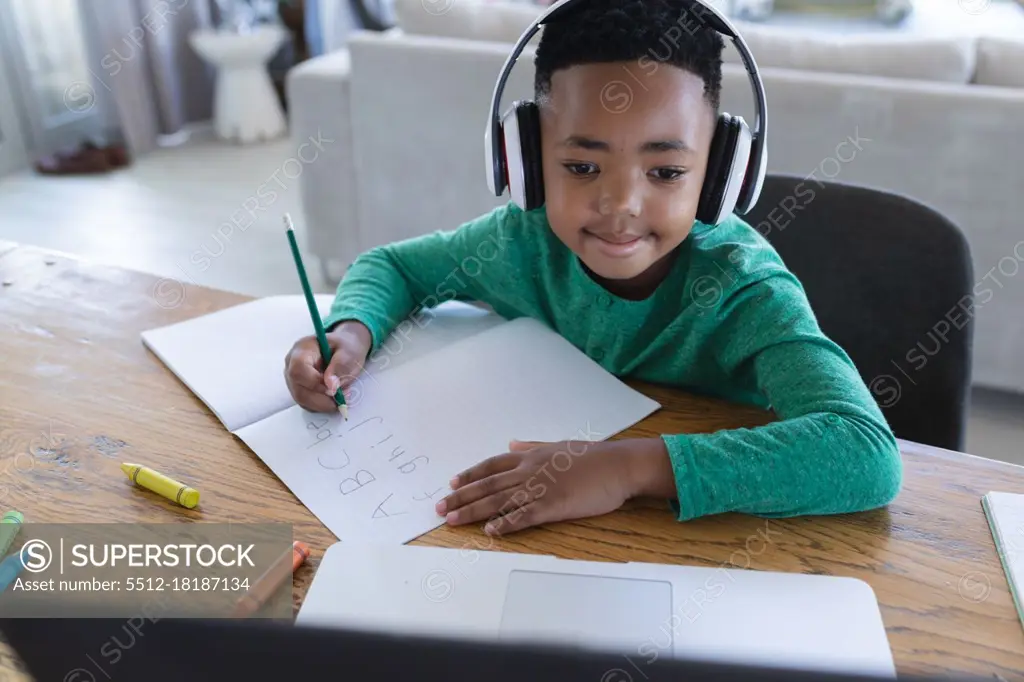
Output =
[{"x1": 284, "y1": 213, "x2": 348, "y2": 420}]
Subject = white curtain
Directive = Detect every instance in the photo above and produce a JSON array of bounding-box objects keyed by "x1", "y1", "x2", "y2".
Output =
[{"x1": 79, "y1": 0, "x2": 217, "y2": 156}]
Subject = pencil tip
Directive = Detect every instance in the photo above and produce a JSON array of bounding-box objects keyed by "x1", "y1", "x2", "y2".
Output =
[
  {"x1": 339, "y1": 405, "x2": 349, "y2": 421},
  {"x1": 283, "y1": 213, "x2": 294, "y2": 232}
]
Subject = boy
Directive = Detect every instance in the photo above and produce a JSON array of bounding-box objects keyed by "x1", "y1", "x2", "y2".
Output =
[{"x1": 284, "y1": 0, "x2": 902, "y2": 535}]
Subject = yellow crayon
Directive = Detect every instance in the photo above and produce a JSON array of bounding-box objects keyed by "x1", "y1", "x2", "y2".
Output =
[{"x1": 121, "y1": 463, "x2": 200, "y2": 509}]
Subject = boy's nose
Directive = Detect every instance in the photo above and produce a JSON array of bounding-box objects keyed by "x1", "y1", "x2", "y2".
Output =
[{"x1": 597, "y1": 175, "x2": 642, "y2": 217}]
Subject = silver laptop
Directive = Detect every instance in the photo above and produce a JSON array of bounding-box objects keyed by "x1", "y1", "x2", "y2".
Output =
[{"x1": 296, "y1": 542, "x2": 896, "y2": 678}]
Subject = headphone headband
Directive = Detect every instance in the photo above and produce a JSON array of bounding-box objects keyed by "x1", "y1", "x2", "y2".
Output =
[{"x1": 485, "y1": 0, "x2": 768, "y2": 214}]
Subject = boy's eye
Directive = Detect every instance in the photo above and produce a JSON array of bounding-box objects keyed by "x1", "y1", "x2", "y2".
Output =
[
  {"x1": 650, "y1": 168, "x2": 686, "y2": 181},
  {"x1": 563, "y1": 162, "x2": 598, "y2": 176}
]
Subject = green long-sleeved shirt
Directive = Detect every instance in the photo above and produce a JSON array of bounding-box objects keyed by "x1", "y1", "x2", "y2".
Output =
[{"x1": 323, "y1": 202, "x2": 903, "y2": 521}]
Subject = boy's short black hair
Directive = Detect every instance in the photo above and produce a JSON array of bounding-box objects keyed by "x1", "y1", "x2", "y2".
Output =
[{"x1": 533, "y1": 0, "x2": 725, "y2": 112}]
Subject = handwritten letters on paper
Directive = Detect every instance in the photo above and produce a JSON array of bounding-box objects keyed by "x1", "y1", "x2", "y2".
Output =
[
  {"x1": 304, "y1": 414, "x2": 445, "y2": 522},
  {"x1": 226, "y1": 316, "x2": 662, "y2": 545}
]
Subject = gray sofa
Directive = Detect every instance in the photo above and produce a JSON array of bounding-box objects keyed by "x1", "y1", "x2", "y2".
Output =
[{"x1": 286, "y1": 0, "x2": 1024, "y2": 394}]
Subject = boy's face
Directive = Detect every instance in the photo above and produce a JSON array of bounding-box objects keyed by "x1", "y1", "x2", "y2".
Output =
[{"x1": 539, "y1": 61, "x2": 717, "y2": 288}]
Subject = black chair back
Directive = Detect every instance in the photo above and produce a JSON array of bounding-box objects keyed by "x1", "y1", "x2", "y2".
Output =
[{"x1": 741, "y1": 175, "x2": 974, "y2": 451}]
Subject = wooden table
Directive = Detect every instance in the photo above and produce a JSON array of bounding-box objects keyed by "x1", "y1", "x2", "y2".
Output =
[{"x1": 2, "y1": 240, "x2": 1024, "y2": 681}]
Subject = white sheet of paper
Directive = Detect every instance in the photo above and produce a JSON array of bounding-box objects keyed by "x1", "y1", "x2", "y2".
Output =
[
  {"x1": 141, "y1": 295, "x2": 339, "y2": 431},
  {"x1": 141, "y1": 295, "x2": 505, "y2": 432},
  {"x1": 233, "y1": 316, "x2": 662, "y2": 545}
]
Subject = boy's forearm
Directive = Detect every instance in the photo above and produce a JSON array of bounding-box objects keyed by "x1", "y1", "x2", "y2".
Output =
[
  {"x1": 679, "y1": 268, "x2": 903, "y2": 520},
  {"x1": 322, "y1": 215, "x2": 511, "y2": 350},
  {"x1": 323, "y1": 228, "x2": 485, "y2": 352},
  {"x1": 323, "y1": 247, "x2": 419, "y2": 351},
  {"x1": 660, "y1": 413, "x2": 902, "y2": 521}
]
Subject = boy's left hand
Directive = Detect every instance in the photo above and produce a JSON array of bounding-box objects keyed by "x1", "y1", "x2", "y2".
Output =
[{"x1": 435, "y1": 439, "x2": 634, "y2": 536}]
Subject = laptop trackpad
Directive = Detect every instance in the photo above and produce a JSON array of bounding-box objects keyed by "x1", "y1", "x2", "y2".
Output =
[{"x1": 498, "y1": 569, "x2": 674, "y2": 656}]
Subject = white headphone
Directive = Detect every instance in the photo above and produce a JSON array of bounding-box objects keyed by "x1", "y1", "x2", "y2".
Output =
[{"x1": 484, "y1": 0, "x2": 768, "y2": 226}]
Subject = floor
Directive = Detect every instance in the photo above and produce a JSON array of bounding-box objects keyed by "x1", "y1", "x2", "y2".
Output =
[
  {"x1": 0, "y1": 129, "x2": 330, "y2": 301},
  {"x1": 1, "y1": 131, "x2": 1022, "y2": 466}
]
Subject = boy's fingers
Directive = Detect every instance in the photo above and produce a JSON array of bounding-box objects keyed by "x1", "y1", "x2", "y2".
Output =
[
  {"x1": 508, "y1": 440, "x2": 543, "y2": 451},
  {"x1": 293, "y1": 384, "x2": 340, "y2": 413},
  {"x1": 287, "y1": 347, "x2": 328, "y2": 391},
  {"x1": 450, "y1": 453, "x2": 519, "y2": 489},
  {"x1": 323, "y1": 357, "x2": 344, "y2": 394},
  {"x1": 485, "y1": 502, "x2": 546, "y2": 536},
  {"x1": 324, "y1": 350, "x2": 362, "y2": 395}
]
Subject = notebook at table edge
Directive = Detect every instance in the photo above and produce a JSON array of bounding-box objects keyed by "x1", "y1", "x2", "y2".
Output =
[
  {"x1": 139, "y1": 294, "x2": 341, "y2": 432},
  {"x1": 982, "y1": 491, "x2": 1024, "y2": 630},
  {"x1": 140, "y1": 329, "x2": 236, "y2": 429}
]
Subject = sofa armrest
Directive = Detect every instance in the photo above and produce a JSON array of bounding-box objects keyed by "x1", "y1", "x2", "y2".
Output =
[{"x1": 285, "y1": 48, "x2": 359, "y2": 282}]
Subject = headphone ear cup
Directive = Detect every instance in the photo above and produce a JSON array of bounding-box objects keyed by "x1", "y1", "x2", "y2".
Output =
[
  {"x1": 515, "y1": 101, "x2": 544, "y2": 210},
  {"x1": 722, "y1": 117, "x2": 753, "y2": 218},
  {"x1": 485, "y1": 118, "x2": 506, "y2": 196},
  {"x1": 696, "y1": 114, "x2": 738, "y2": 226},
  {"x1": 733, "y1": 116, "x2": 762, "y2": 215},
  {"x1": 500, "y1": 103, "x2": 527, "y2": 210}
]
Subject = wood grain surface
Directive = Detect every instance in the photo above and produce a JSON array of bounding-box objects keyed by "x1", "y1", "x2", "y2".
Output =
[{"x1": 2, "y1": 242, "x2": 1024, "y2": 681}]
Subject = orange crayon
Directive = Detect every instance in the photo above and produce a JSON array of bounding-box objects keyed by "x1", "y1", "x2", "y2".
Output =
[
  {"x1": 291, "y1": 541, "x2": 310, "y2": 572},
  {"x1": 232, "y1": 541, "x2": 310, "y2": 618}
]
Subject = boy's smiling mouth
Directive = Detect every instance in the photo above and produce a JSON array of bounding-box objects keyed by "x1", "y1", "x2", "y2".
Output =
[{"x1": 582, "y1": 228, "x2": 654, "y2": 258}]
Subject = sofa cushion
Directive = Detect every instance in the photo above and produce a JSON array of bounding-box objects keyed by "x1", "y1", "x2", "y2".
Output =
[
  {"x1": 973, "y1": 37, "x2": 1024, "y2": 89},
  {"x1": 393, "y1": 0, "x2": 542, "y2": 44},
  {"x1": 722, "y1": 22, "x2": 976, "y2": 83}
]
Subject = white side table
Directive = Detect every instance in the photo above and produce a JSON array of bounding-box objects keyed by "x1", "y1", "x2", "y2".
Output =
[{"x1": 189, "y1": 26, "x2": 288, "y2": 144}]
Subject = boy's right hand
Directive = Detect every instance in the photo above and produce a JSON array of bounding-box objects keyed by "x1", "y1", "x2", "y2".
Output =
[{"x1": 284, "y1": 321, "x2": 373, "y2": 413}]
